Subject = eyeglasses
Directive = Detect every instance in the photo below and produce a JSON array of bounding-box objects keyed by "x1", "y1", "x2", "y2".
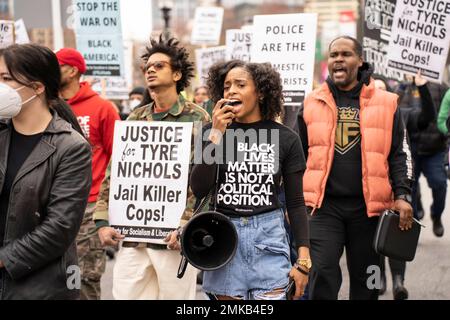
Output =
[{"x1": 146, "y1": 61, "x2": 171, "y2": 71}]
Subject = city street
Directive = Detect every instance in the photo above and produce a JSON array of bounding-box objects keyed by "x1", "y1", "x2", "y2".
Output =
[{"x1": 101, "y1": 177, "x2": 450, "y2": 300}]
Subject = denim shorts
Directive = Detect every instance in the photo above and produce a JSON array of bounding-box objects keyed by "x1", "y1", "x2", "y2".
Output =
[{"x1": 202, "y1": 208, "x2": 291, "y2": 300}]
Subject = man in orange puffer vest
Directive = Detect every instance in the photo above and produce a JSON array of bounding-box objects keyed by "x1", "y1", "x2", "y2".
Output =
[{"x1": 298, "y1": 36, "x2": 414, "y2": 300}]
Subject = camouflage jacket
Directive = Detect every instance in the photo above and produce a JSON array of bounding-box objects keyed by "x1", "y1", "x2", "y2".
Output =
[
  {"x1": 202, "y1": 99, "x2": 214, "y2": 118},
  {"x1": 93, "y1": 94, "x2": 211, "y2": 227}
]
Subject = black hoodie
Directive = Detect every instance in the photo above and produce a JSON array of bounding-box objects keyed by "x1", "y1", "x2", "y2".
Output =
[{"x1": 323, "y1": 63, "x2": 372, "y2": 200}]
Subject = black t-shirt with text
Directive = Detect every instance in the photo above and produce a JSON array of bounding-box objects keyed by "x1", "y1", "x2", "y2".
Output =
[
  {"x1": 0, "y1": 127, "x2": 43, "y2": 247},
  {"x1": 203, "y1": 120, "x2": 305, "y2": 216}
]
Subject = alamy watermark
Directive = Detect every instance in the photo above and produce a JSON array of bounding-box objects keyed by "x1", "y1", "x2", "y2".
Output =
[
  {"x1": 366, "y1": 265, "x2": 382, "y2": 290},
  {"x1": 192, "y1": 121, "x2": 281, "y2": 172},
  {"x1": 66, "y1": 265, "x2": 81, "y2": 290}
]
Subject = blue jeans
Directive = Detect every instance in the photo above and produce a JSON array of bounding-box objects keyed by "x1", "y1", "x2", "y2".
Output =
[
  {"x1": 412, "y1": 151, "x2": 447, "y2": 219},
  {"x1": 202, "y1": 209, "x2": 291, "y2": 300}
]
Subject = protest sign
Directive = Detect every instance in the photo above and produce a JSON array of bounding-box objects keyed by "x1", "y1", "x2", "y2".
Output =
[
  {"x1": 363, "y1": 0, "x2": 403, "y2": 81},
  {"x1": 91, "y1": 40, "x2": 133, "y2": 99},
  {"x1": 91, "y1": 77, "x2": 129, "y2": 100},
  {"x1": 191, "y1": 7, "x2": 224, "y2": 46},
  {"x1": 226, "y1": 29, "x2": 252, "y2": 62},
  {"x1": 0, "y1": 20, "x2": 15, "y2": 48},
  {"x1": 251, "y1": 13, "x2": 317, "y2": 106},
  {"x1": 74, "y1": 0, "x2": 124, "y2": 77},
  {"x1": 387, "y1": 0, "x2": 450, "y2": 82},
  {"x1": 195, "y1": 46, "x2": 226, "y2": 85},
  {"x1": 109, "y1": 121, "x2": 193, "y2": 244},
  {"x1": 14, "y1": 19, "x2": 30, "y2": 44}
]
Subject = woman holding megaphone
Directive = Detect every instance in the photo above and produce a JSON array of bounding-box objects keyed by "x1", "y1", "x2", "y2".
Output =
[{"x1": 168, "y1": 60, "x2": 311, "y2": 300}]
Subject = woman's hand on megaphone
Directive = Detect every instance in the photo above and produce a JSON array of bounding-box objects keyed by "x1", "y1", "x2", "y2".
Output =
[{"x1": 164, "y1": 228, "x2": 182, "y2": 250}]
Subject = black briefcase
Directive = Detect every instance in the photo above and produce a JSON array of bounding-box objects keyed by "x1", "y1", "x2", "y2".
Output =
[{"x1": 373, "y1": 210, "x2": 423, "y2": 261}]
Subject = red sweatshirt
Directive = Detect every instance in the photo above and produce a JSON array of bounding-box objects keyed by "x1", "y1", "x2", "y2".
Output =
[{"x1": 67, "y1": 81, "x2": 120, "y2": 203}]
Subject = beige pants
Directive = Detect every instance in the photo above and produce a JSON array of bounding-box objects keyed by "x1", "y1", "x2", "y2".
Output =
[{"x1": 112, "y1": 246, "x2": 197, "y2": 300}]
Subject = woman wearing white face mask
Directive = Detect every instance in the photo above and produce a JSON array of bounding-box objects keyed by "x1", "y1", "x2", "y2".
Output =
[
  {"x1": 118, "y1": 87, "x2": 147, "y2": 120},
  {"x1": 0, "y1": 84, "x2": 37, "y2": 118},
  {"x1": 0, "y1": 44, "x2": 92, "y2": 299}
]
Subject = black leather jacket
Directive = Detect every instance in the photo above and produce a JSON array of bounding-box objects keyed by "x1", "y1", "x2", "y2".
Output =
[{"x1": 0, "y1": 113, "x2": 92, "y2": 299}]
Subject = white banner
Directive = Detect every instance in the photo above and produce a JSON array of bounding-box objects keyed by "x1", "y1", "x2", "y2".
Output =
[
  {"x1": 90, "y1": 77, "x2": 129, "y2": 100},
  {"x1": 0, "y1": 20, "x2": 15, "y2": 49},
  {"x1": 14, "y1": 19, "x2": 30, "y2": 44},
  {"x1": 226, "y1": 29, "x2": 252, "y2": 62},
  {"x1": 74, "y1": 0, "x2": 124, "y2": 77},
  {"x1": 195, "y1": 46, "x2": 226, "y2": 85},
  {"x1": 191, "y1": 7, "x2": 224, "y2": 46},
  {"x1": 251, "y1": 13, "x2": 318, "y2": 106},
  {"x1": 387, "y1": 0, "x2": 450, "y2": 83},
  {"x1": 109, "y1": 121, "x2": 193, "y2": 244}
]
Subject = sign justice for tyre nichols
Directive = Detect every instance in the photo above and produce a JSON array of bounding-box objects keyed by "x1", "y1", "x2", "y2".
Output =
[
  {"x1": 108, "y1": 121, "x2": 192, "y2": 244},
  {"x1": 387, "y1": 0, "x2": 450, "y2": 83}
]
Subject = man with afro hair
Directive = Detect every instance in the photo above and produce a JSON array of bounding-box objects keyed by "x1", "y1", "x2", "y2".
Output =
[{"x1": 94, "y1": 35, "x2": 210, "y2": 299}]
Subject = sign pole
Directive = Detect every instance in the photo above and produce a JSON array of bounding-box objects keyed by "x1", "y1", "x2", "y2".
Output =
[
  {"x1": 51, "y1": 0, "x2": 64, "y2": 50},
  {"x1": 101, "y1": 78, "x2": 107, "y2": 98}
]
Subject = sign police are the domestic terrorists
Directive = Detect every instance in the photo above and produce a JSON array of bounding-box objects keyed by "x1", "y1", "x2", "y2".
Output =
[
  {"x1": 251, "y1": 13, "x2": 318, "y2": 106},
  {"x1": 109, "y1": 122, "x2": 192, "y2": 244},
  {"x1": 74, "y1": 0, "x2": 124, "y2": 77},
  {"x1": 363, "y1": 0, "x2": 404, "y2": 81},
  {"x1": 387, "y1": 0, "x2": 450, "y2": 82}
]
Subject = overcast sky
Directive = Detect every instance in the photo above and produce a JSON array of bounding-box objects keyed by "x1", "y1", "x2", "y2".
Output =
[{"x1": 121, "y1": 0, "x2": 153, "y2": 41}]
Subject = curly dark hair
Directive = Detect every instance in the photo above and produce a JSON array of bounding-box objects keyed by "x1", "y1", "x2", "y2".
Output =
[
  {"x1": 142, "y1": 35, "x2": 194, "y2": 93},
  {"x1": 206, "y1": 60, "x2": 284, "y2": 121}
]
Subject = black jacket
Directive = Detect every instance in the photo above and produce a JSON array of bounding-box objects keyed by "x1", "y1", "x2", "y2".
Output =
[
  {"x1": 400, "y1": 84, "x2": 436, "y2": 135},
  {"x1": 397, "y1": 82, "x2": 448, "y2": 155},
  {"x1": 0, "y1": 113, "x2": 92, "y2": 299}
]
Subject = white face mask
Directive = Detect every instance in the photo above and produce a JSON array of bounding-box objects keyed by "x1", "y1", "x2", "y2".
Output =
[
  {"x1": 0, "y1": 83, "x2": 37, "y2": 119},
  {"x1": 129, "y1": 98, "x2": 141, "y2": 111}
]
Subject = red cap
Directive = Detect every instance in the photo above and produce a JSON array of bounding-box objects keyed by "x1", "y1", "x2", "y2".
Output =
[{"x1": 55, "y1": 48, "x2": 87, "y2": 74}]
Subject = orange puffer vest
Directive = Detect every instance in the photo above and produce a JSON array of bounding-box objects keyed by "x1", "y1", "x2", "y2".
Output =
[{"x1": 303, "y1": 79, "x2": 398, "y2": 217}]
